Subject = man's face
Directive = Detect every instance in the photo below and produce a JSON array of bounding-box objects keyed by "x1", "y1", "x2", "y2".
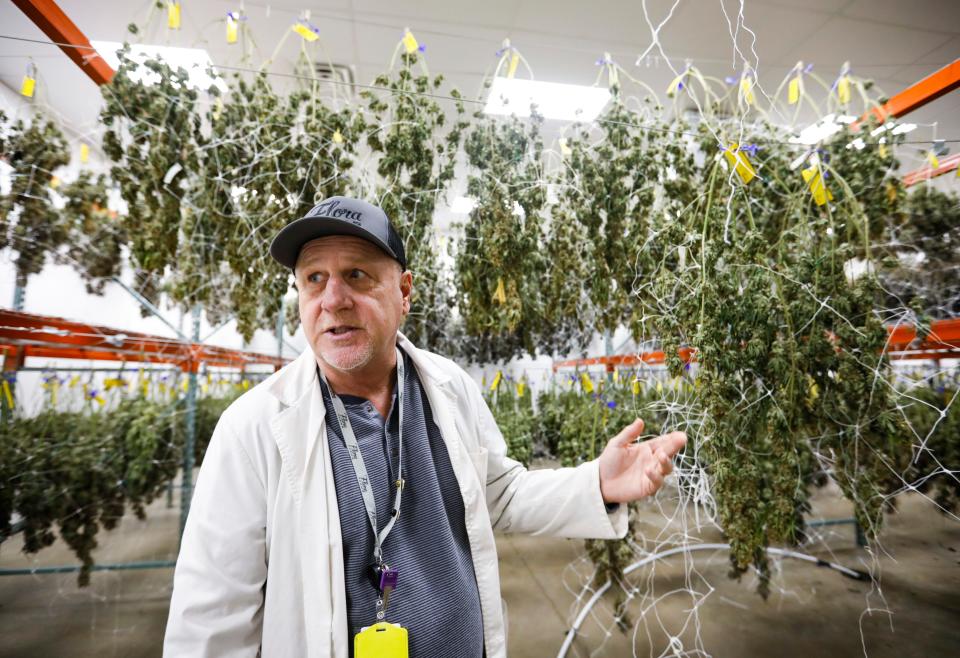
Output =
[{"x1": 295, "y1": 235, "x2": 412, "y2": 374}]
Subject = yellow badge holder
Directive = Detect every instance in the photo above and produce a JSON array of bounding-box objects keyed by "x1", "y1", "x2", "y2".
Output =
[{"x1": 355, "y1": 622, "x2": 409, "y2": 658}]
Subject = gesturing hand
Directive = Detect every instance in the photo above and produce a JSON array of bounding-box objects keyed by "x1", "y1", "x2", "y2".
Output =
[{"x1": 598, "y1": 418, "x2": 687, "y2": 503}]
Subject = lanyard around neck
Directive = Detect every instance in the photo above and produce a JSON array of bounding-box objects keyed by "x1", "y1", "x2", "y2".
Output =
[{"x1": 318, "y1": 347, "x2": 405, "y2": 567}]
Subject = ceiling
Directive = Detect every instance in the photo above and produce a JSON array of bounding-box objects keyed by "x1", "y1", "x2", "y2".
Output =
[{"x1": 1, "y1": 0, "x2": 958, "y2": 182}]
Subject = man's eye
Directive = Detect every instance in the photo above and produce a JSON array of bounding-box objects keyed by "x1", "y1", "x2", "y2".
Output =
[
  {"x1": 349, "y1": 269, "x2": 367, "y2": 279},
  {"x1": 307, "y1": 272, "x2": 323, "y2": 284}
]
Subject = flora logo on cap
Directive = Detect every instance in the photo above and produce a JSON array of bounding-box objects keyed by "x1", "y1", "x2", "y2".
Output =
[{"x1": 312, "y1": 199, "x2": 363, "y2": 224}]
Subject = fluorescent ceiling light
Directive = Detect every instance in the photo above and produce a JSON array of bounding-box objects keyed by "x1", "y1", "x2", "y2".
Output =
[
  {"x1": 483, "y1": 77, "x2": 611, "y2": 122},
  {"x1": 92, "y1": 41, "x2": 227, "y2": 92},
  {"x1": 791, "y1": 115, "x2": 844, "y2": 145},
  {"x1": 891, "y1": 122, "x2": 917, "y2": 135},
  {"x1": 451, "y1": 196, "x2": 477, "y2": 214}
]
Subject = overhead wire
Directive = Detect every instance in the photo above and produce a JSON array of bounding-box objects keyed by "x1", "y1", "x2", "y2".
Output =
[{"x1": 0, "y1": 33, "x2": 957, "y2": 148}]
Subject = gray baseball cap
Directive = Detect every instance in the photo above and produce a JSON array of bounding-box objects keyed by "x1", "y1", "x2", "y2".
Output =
[{"x1": 269, "y1": 196, "x2": 407, "y2": 270}]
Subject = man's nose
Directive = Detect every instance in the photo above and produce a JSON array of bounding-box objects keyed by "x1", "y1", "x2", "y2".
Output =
[{"x1": 320, "y1": 275, "x2": 353, "y2": 312}]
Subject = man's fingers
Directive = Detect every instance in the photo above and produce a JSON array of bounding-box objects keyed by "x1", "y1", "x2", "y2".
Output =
[
  {"x1": 654, "y1": 447, "x2": 673, "y2": 475},
  {"x1": 611, "y1": 417, "x2": 645, "y2": 447},
  {"x1": 650, "y1": 431, "x2": 687, "y2": 457},
  {"x1": 645, "y1": 461, "x2": 665, "y2": 488}
]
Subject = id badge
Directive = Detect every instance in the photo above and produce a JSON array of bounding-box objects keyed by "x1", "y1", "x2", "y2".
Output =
[{"x1": 354, "y1": 621, "x2": 409, "y2": 658}]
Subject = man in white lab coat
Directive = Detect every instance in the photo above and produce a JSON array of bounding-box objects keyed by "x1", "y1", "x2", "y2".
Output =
[{"x1": 164, "y1": 196, "x2": 686, "y2": 657}]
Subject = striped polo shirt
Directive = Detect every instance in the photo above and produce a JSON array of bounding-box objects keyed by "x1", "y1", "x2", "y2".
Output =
[{"x1": 319, "y1": 348, "x2": 485, "y2": 657}]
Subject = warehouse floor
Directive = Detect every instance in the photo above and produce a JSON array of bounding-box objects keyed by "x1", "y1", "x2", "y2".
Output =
[{"x1": 1, "y1": 478, "x2": 958, "y2": 657}]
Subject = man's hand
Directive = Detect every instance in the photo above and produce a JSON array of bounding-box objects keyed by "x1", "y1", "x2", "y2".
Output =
[{"x1": 598, "y1": 418, "x2": 687, "y2": 503}]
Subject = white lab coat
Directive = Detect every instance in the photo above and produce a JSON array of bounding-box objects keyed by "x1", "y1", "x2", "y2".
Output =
[{"x1": 164, "y1": 333, "x2": 627, "y2": 657}]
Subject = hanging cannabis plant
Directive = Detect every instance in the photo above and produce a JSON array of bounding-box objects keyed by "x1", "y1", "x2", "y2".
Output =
[
  {"x1": 0, "y1": 114, "x2": 70, "y2": 291},
  {"x1": 552, "y1": 93, "x2": 664, "y2": 342},
  {"x1": 455, "y1": 112, "x2": 548, "y2": 362},
  {"x1": 61, "y1": 172, "x2": 126, "y2": 295},
  {"x1": 637, "y1": 115, "x2": 910, "y2": 595},
  {"x1": 206, "y1": 71, "x2": 359, "y2": 339},
  {"x1": 358, "y1": 51, "x2": 468, "y2": 353},
  {"x1": 100, "y1": 44, "x2": 203, "y2": 311},
  {"x1": 883, "y1": 187, "x2": 960, "y2": 318}
]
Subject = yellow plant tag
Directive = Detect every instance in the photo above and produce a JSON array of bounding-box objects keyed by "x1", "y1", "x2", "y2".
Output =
[
  {"x1": 885, "y1": 181, "x2": 897, "y2": 204},
  {"x1": 507, "y1": 52, "x2": 520, "y2": 79},
  {"x1": 293, "y1": 22, "x2": 319, "y2": 41},
  {"x1": 927, "y1": 151, "x2": 940, "y2": 169},
  {"x1": 805, "y1": 374, "x2": 819, "y2": 409},
  {"x1": 226, "y1": 13, "x2": 239, "y2": 44},
  {"x1": 104, "y1": 377, "x2": 124, "y2": 390},
  {"x1": 493, "y1": 277, "x2": 507, "y2": 305},
  {"x1": 558, "y1": 138, "x2": 572, "y2": 157},
  {"x1": 181, "y1": 379, "x2": 189, "y2": 392},
  {"x1": 490, "y1": 370, "x2": 502, "y2": 391},
  {"x1": 95, "y1": 394, "x2": 106, "y2": 406},
  {"x1": 21, "y1": 75, "x2": 36, "y2": 98},
  {"x1": 2, "y1": 380, "x2": 14, "y2": 409},
  {"x1": 167, "y1": 2, "x2": 181, "y2": 29},
  {"x1": 612, "y1": 369, "x2": 619, "y2": 383},
  {"x1": 141, "y1": 379, "x2": 150, "y2": 396},
  {"x1": 656, "y1": 380, "x2": 663, "y2": 394},
  {"x1": 723, "y1": 144, "x2": 756, "y2": 184},
  {"x1": 788, "y1": 76, "x2": 801, "y2": 105},
  {"x1": 740, "y1": 77, "x2": 755, "y2": 105},
  {"x1": 333, "y1": 130, "x2": 344, "y2": 144},
  {"x1": 516, "y1": 381, "x2": 526, "y2": 397},
  {"x1": 354, "y1": 622, "x2": 408, "y2": 658},
  {"x1": 836, "y1": 76, "x2": 850, "y2": 104},
  {"x1": 213, "y1": 97, "x2": 224, "y2": 121},
  {"x1": 801, "y1": 166, "x2": 833, "y2": 206},
  {"x1": 402, "y1": 30, "x2": 419, "y2": 54},
  {"x1": 242, "y1": 379, "x2": 250, "y2": 390},
  {"x1": 580, "y1": 373, "x2": 594, "y2": 394},
  {"x1": 79, "y1": 143, "x2": 89, "y2": 163},
  {"x1": 632, "y1": 379, "x2": 640, "y2": 395},
  {"x1": 879, "y1": 142, "x2": 888, "y2": 158},
  {"x1": 69, "y1": 375, "x2": 80, "y2": 388}
]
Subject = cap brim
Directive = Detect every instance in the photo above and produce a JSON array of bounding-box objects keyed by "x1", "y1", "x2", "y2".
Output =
[{"x1": 269, "y1": 216, "x2": 399, "y2": 270}]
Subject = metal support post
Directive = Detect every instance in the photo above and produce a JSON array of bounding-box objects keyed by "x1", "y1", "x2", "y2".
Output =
[{"x1": 179, "y1": 305, "x2": 201, "y2": 542}]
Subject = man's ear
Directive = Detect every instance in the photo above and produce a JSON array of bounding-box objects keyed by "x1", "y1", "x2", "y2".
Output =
[{"x1": 400, "y1": 270, "x2": 413, "y2": 315}]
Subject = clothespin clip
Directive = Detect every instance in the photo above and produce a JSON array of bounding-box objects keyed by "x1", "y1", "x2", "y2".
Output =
[
  {"x1": 226, "y1": 11, "x2": 242, "y2": 44},
  {"x1": 21, "y1": 62, "x2": 36, "y2": 98},
  {"x1": 293, "y1": 13, "x2": 320, "y2": 42},
  {"x1": 402, "y1": 28, "x2": 423, "y2": 54}
]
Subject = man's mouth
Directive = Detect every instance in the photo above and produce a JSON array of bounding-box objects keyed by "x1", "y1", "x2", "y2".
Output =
[{"x1": 325, "y1": 325, "x2": 359, "y2": 336}]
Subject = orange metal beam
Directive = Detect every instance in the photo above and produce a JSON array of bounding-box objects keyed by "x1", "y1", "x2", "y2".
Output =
[
  {"x1": 12, "y1": 0, "x2": 115, "y2": 86},
  {"x1": 852, "y1": 59, "x2": 960, "y2": 131},
  {"x1": 902, "y1": 152, "x2": 960, "y2": 188},
  {"x1": 0, "y1": 309, "x2": 288, "y2": 372},
  {"x1": 553, "y1": 319, "x2": 960, "y2": 371}
]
